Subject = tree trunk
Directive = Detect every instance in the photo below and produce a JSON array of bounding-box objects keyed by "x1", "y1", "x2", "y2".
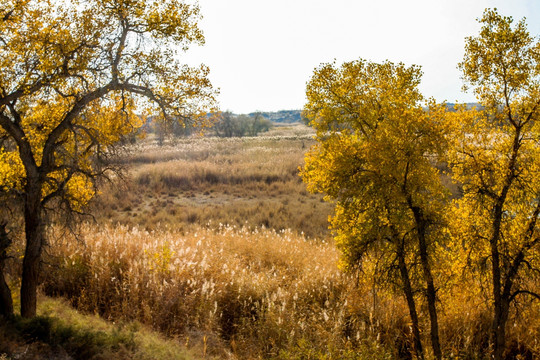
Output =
[
  {"x1": 20, "y1": 186, "x2": 44, "y2": 318},
  {"x1": 493, "y1": 298, "x2": 511, "y2": 360},
  {"x1": 411, "y1": 207, "x2": 442, "y2": 360},
  {"x1": 491, "y1": 253, "x2": 512, "y2": 360},
  {"x1": 0, "y1": 223, "x2": 13, "y2": 317},
  {"x1": 488, "y1": 115, "x2": 521, "y2": 360},
  {"x1": 397, "y1": 247, "x2": 424, "y2": 360},
  {"x1": 490, "y1": 199, "x2": 505, "y2": 360}
]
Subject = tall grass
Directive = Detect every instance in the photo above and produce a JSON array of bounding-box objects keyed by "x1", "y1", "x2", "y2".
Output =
[
  {"x1": 91, "y1": 131, "x2": 333, "y2": 239},
  {"x1": 41, "y1": 224, "x2": 399, "y2": 359},
  {"x1": 38, "y1": 222, "x2": 540, "y2": 359}
]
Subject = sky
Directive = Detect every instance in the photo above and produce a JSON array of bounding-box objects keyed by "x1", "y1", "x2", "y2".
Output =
[{"x1": 181, "y1": 0, "x2": 540, "y2": 114}]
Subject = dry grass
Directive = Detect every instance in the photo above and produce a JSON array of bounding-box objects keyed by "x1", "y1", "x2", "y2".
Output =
[
  {"x1": 91, "y1": 127, "x2": 332, "y2": 239},
  {"x1": 37, "y1": 221, "x2": 540, "y2": 359},
  {"x1": 41, "y1": 224, "x2": 398, "y2": 359}
]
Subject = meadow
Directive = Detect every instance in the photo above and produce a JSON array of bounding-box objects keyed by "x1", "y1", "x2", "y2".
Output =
[
  {"x1": 90, "y1": 124, "x2": 332, "y2": 240},
  {"x1": 5, "y1": 124, "x2": 539, "y2": 359}
]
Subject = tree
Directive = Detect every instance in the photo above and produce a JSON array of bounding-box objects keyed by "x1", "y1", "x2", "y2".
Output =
[
  {"x1": 213, "y1": 111, "x2": 272, "y2": 137},
  {"x1": 247, "y1": 112, "x2": 272, "y2": 136},
  {"x1": 213, "y1": 111, "x2": 237, "y2": 137},
  {"x1": 0, "y1": 0, "x2": 217, "y2": 318},
  {"x1": 301, "y1": 59, "x2": 447, "y2": 359},
  {"x1": 448, "y1": 9, "x2": 540, "y2": 360}
]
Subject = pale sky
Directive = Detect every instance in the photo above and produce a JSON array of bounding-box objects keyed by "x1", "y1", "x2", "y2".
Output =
[{"x1": 182, "y1": 0, "x2": 540, "y2": 114}]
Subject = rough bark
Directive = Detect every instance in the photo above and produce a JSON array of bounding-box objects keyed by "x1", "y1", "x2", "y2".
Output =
[{"x1": 20, "y1": 184, "x2": 45, "y2": 318}]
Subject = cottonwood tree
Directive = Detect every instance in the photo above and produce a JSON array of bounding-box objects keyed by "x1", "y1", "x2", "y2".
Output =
[
  {"x1": 0, "y1": 0, "x2": 217, "y2": 318},
  {"x1": 448, "y1": 9, "x2": 540, "y2": 360},
  {"x1": 301, "y1": 59, "x2": 447, "y2": 359}
]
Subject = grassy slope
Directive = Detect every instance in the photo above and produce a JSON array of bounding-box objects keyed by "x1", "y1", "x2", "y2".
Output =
[{"x1": 0, "y1": 295, "x2": 205, "y2": 360}]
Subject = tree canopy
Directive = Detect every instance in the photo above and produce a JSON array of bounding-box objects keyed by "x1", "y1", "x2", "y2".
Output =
[
  {"x1": 0, "y1": 0, "x2": 217, "y2": 317},
  {"x1": 302, "y1": 59, "x2": 448, "y2": 359},
  {"x1": 448, "y1": 8, "x2": 540, "y2": 360}
]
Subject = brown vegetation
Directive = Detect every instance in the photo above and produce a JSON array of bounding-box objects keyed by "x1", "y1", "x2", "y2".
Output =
[
  {"x1": 35, "y1": 222, "x2": 539, "y2": 359},
  {"x1": 91, "y1": 127, "x2": 332, "y2": 239}
]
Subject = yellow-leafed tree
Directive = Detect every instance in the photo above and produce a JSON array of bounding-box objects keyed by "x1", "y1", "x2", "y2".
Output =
[
  {"x1": 0, "y1": 0, "x2": 217, "y2": 318},
  {"x1": 448, "y1": 9, "x2": 540, "y2": 360},
  {"x1": 301, "y1": 59, "x2": 448, "y2": 359}
]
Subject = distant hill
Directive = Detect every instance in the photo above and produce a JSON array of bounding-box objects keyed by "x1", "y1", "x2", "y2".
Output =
[
  {"x1": 248, "y1": 110, "x2": 303, "y2": 124},
  {"x1": 445, "y1": 103, "x2": 482, "y2": 111}
]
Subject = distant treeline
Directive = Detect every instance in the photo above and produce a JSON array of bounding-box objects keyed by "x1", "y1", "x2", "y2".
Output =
[
  {"x1": 444, "y1": 103, "x2": 482, "y2": 111},
  {"x1": 252, "y1": 105, "x2": 482, "y2": 124},
  {"x1": 249, "y1": 110, "x2": 304, "y2": 123},
  {"x1": 212, "y1": 111, "x2": 273, "y2": 137},
  {"x1": 141, "y1": 111, "x2": 274, "y2": 142}
]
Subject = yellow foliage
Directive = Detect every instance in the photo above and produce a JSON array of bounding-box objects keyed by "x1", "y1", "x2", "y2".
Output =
[
  {"x1": 65, "y1": 174, "x2": 95, "y2": 212},
  {"x1": 0, "y1": 0, "x2": 217, "y2": 211},
  {"x1": 0, "y1": 149, "x2": 24, "y2": 192},
  {"x1": 302, "y1": 59, "x2": 449, "y2": 272},
  {"x1": 446, "y1": 9, "x2": 540, "y2": 358}
]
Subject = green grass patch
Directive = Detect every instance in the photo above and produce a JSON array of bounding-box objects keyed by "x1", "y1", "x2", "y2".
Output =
[{"x1": 0, "y1": 295, "x2": 199, "y2": 360}]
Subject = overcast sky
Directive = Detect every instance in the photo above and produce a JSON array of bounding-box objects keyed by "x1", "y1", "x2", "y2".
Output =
[{"x1": 182, "y1": 0, "x2": 540, "y2": 114}]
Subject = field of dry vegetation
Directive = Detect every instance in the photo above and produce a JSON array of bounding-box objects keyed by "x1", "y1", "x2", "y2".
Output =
[
  {"x1": 90, "y1": 124, "x2": 332, "y2": 240},
  {"x1": 8, "y1": 124, "x2": 537, "y2": 359}
]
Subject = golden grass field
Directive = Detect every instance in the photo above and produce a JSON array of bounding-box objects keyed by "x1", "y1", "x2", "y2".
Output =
[
  {"x1": 90, "y1": 125, "x2": 332, "y2": 240},
  {"x1": 7, "y1": 124, "x2": 537, "y2": 359}
]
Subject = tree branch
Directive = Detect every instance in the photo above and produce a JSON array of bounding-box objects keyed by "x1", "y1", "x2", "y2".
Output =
[{"x1": 509, "y1": 290, "x2": 540, "y2": 303}]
